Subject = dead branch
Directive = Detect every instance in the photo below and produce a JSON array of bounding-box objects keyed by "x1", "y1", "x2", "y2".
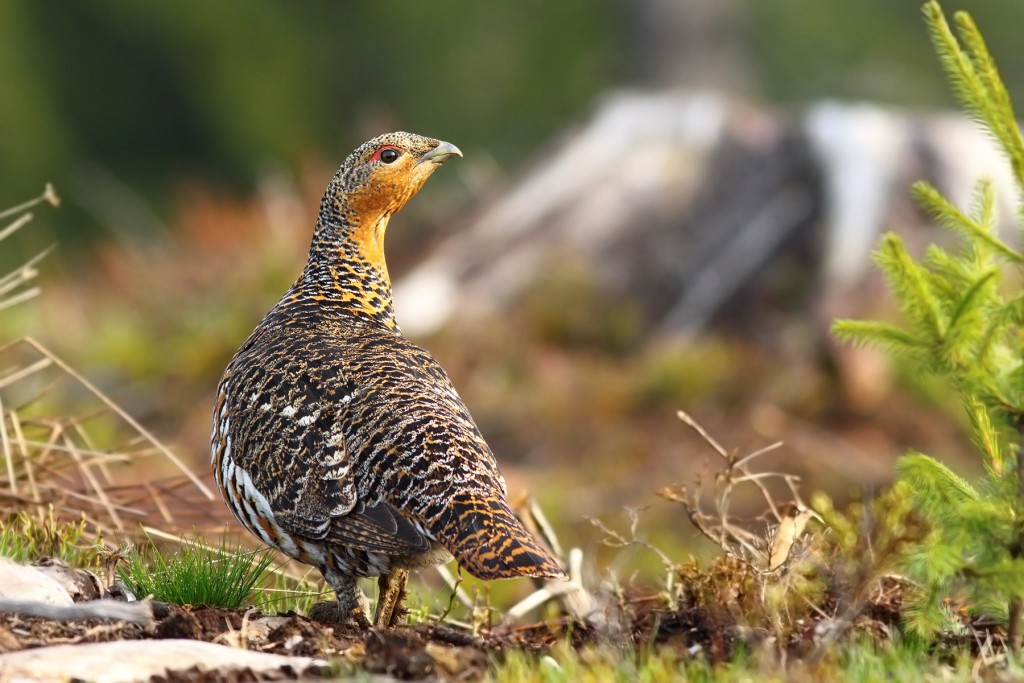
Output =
[{"x1": 660, "y1": 410, "x2": 818, "y2": 574}]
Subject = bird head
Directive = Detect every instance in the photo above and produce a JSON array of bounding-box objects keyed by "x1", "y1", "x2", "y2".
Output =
[
  {"x1": 335, "y1": 132, "x2": 461, "y2": 221},
  {"x1": 321, "y1": 132, "x2": 461, "y2": 271}
]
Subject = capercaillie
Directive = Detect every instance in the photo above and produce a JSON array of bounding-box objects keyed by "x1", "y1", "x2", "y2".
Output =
[{"x1": 212, "y1": 132, "x2": 565, "y2": 629}]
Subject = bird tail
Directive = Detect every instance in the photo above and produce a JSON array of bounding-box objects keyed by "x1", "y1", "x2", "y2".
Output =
[{"x1": 437, "y1": 493, "x2": 566, "y2": 581}]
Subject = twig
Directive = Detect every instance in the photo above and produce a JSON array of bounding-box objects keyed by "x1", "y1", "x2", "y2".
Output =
[
  {"x1": 7, "y1": 409, "x2": 40, "y2": 507},
  {"x1": 0, "y1": 184, "x2": 60, "y2": 221},
  {"x1": 0, "y1": 214, "x2": 33, "y2": 243},
  {"x1": 524, "y1": 497, "x2": 564, "y2": 559},
  {"x1": 676, "y1": 410, "x2": 729, "y2": 459},
  {"x1": 507, "y1": 580, "x2": 582, "y2": 619},
  {"x1": 1, "y1": 397, "x2": 15, "y2": 496},
  {"x1": 62, "y1": 432, "x2": 123, "y2": 529},
  {"x1": 0, "y1": 357, "x2": 53, "y2": 390},
  {"x1": 5, "y1": 438, "x2": 134, "y2": 464},
  {"x1": 662, "y1": 410, "x2": 813, "y2": 574},
  {"x1": 436, "y1": 564, "x2": 469, "y2": 623},
  {"x1": 733, "y1": 441, "x2": 784, "y2": 470}
]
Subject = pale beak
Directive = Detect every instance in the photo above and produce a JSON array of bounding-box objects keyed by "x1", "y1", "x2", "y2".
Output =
[{"x1": 418, "y1": 141, "x2": 463, "y2": 165}]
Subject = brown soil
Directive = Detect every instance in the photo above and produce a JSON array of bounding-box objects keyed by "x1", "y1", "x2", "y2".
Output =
[
  {"x1": 0, "y1": 582, "x2": 943, "y2": 683},
  {"x1": 0, "y1": 599, "x2": 730, "y2": 681}
]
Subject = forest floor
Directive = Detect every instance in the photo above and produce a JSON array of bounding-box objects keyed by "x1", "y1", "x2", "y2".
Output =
[
  {"x1": 2, "y1": 513, "x2": 1010, "y2": 683},
  {"x1": 0, "y1": 575, "x2": 945, "y2": 682}
]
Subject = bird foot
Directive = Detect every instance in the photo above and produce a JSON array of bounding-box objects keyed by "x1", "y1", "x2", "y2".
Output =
[
  {"x1": 373, "y1": 568, "x2": 410, "y2": 630},
  {"x1": 308, "y1": 600, "x2": 372, "y2": 629},
  {"x1": 374, "y1": 600, "x2": 409, "y2": 630}
]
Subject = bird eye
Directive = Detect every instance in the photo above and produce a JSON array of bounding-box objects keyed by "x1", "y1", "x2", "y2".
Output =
[{"x1": 373, "y1": 146, "x2": 401, "y2": 164}]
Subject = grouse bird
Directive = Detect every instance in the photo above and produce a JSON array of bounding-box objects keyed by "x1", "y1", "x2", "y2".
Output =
[{"x1": 212, "y1": 132, "x2": 565, "y2": 629}]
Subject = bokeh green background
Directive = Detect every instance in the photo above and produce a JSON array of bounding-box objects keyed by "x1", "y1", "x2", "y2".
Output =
[{"x1": 3, "y1": 0, "x2": 1024, "y2": 245}]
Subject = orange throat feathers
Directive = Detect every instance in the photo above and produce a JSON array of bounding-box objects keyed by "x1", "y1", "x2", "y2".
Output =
[{"x1": 351, "y1": 213, "x2": 391, "y2": 283}]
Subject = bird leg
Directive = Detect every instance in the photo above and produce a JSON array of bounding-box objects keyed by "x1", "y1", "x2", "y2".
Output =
[
  {"x1": 374, "y1": 568, "x2": 409, "y2": 629},
  {"x1": 310, "y1": 571, "x2": 371, "y2": 628}
]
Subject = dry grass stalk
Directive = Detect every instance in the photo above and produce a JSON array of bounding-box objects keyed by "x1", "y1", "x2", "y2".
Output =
[
  {"x1": 509, "y1": 495, "x2": 595, "y2": 620},
  {"x1": 0, "y1": 336, "x2": 214, "y2": 539},
  {"x1": 0, "y1": 185, "x2": 59, "y2": 312},
  {"x1": 659, "y1": 410, "x2": 818, "y2": 574},
  {"x1": 1, "y1": 190, "x2": 214, "y2": 544}
]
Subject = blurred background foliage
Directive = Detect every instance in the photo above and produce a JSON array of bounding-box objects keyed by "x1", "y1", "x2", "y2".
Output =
[
  {"x1": 3, "y1": 0, "x2": 1024, "y2": 243},
  {"x1": 0, "y1": 0, "x2": 622, "y2": 244},
  {"x1": 2, "y1": 0, "x2": 1021, "y2": 561}
]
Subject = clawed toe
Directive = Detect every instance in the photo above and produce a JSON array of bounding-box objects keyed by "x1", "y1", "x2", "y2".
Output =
[{"x1": 308, "y1": 600, "x2": 372, "y2": 629}]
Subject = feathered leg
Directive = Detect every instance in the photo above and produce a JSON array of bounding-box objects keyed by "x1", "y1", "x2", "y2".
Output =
[
  {"x1": 309, "y1": 570, "x2": 370, "y2": 627},
  {"x1": 374, "y1": 568, "x2": 409, "y2": 629}
]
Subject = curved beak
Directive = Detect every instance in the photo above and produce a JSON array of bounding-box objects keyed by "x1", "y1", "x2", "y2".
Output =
[{"x1": 418, "y1": 140, "x2": 462, "y2": 166}]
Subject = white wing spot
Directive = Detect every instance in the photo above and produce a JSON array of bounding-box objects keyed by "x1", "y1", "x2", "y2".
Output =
[
  {"x1": 260, "y1": 403, "x2": 272, "y2": 412},
  {"x1": 298, "y1": 415, "x2": 315, "y2": 427},
  {"x1": 280, "y1": 405, "x2": 297, "y2": 418}
]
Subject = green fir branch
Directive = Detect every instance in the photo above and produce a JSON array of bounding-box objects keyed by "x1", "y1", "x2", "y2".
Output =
[
  {"x1": 911, "y1": 181, "x2": 1020, "y2": 263},
  {"x1": 953, "y1": 12, "x2": 1024, "y2": 185},
  {"x1": 873, "y1": 233, "x2": 946, "y2": 340},
  {"x1": 944, "y1": 268, "x2": 998, "y2": 346},
  {"x1": 963, "y1": 558, "x2": 1024, "y2": 597},
  {"x1": 896, "y1": 452, "x2": 978, "y2": 513},
  {"x1": 954, "y1": 14, "x2": 1014, "y2": 120},
  {"x1": 970, "y1": 177, "x2": 997, "y2": 237},
  {"x1": 975, "y1": 301, "x2": 1018, "y2": 377},
  {"x1": 920, "y1": 246, "x2": 976, "y2": 307},
  {"x1": 1004, "y1": 294, "x2": 1024, "y2": 326},
  {"x1": 963, "y1": 393, "x2": 1004, "y2": 473},
  {"x1": 830, "y1": 319, "x2": 923, "y2": 356},
  {"x1": 902, "y1": 596, "x2": 960, "y2": 639},
  {"x1": 923, "y1": 3, "x2": 993, "y2": 129},
  {"x1": 923, "y1": 2, "x2": 1024, "y2": 189},
  {"x1": 955, "y1": 498, "x2": 1015, "y2": 546},
  {"x1": 901, "y1": 536, "x2": 963, "y2": 584},
  {"x1": 835, "y1": 3, "x2": 1024, "y2": 650}
]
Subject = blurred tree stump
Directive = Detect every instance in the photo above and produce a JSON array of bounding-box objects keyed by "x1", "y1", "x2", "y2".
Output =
[{"x1": 395, "y1": 92, "x2": 1015, "y2": 411}]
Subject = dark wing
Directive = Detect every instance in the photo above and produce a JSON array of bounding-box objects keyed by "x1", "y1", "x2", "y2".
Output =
[
  {"x1": 322, "y1": 499, "x2": 430, "y2": 554},
  {"x1": 226, "y1": 328, "x2": 430, "y2": 556}
]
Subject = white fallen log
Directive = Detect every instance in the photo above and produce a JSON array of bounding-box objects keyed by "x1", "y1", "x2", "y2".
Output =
[
  {"x1": 0, "y1": 597, "x2": 152, "y2": 624},
  {"x1": 0, "y1": 639, "x2": 328, "y2": 683}
]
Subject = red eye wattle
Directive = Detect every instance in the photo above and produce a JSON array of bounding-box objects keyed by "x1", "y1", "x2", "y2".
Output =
[{"x1": 371, "y1": 146, "x2": 402, "y2": 164}]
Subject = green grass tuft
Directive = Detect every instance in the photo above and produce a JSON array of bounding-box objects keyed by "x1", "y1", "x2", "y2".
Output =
[
  {"x1": 0, "y1": 509, "x2": 105, "y2": 569},
  {"x1": 486, "y1": 637, "x2": 987, "y2": 683},
  {"x1": 118, "y1": 534, "x2": 274, "y2": 609}
]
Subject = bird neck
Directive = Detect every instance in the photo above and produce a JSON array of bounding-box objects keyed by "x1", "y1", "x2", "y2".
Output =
[{"x1": 292, "y1": 204, "x2": 399, "y2": 331}]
